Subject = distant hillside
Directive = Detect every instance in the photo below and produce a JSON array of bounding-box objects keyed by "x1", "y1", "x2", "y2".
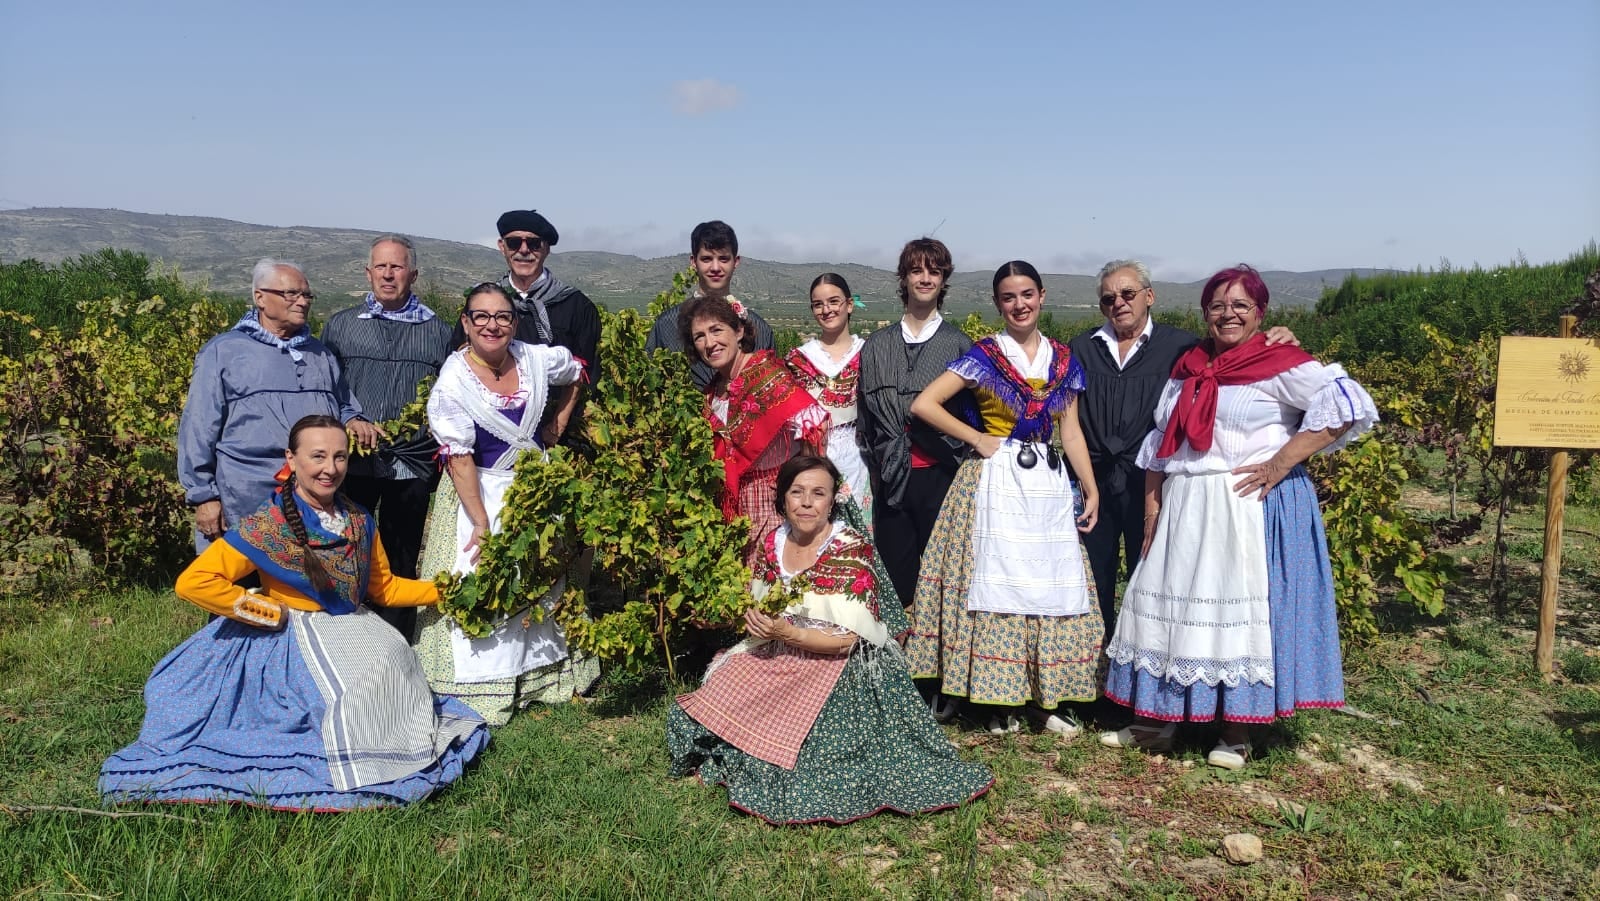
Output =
[{"x1": 0, "y1": 207, "x2": 1386, "y2": 325}]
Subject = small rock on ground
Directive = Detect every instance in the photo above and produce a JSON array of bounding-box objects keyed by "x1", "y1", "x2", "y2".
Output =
[{"x1": 1221, "y1": 832, "x2": 1263, "y2": 865}]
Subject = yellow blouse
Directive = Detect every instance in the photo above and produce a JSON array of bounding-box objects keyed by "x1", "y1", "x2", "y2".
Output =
[
  {"x1": 176, "y1": 538, "x2": 437, "y2": 625},
  {"x1": 974, "y1": 377, "x2": 1048, "y2": 438}
]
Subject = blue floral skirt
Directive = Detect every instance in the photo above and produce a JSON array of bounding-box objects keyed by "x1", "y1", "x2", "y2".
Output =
[
  {"x1": 1103, "y1": 466, "x2": 1345, "y2": 723},
  {"x1": 100, "y1": 608, "x2": 488, "y2": 811}
]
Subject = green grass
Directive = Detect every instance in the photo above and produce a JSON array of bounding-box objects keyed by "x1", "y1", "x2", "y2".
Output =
[{"x1": 4, "y1": 588, "x2": 1598, "y2": 899}]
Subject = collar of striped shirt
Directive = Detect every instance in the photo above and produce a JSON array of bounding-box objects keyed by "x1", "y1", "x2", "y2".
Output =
[{"x1": 357, "y1": 293, "x2": 437, "y2": 322}]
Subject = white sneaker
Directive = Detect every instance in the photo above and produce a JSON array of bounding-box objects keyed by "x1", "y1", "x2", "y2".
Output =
[
  {"x1": 1098, "y1": 722, "x2": 1176, "y2": 751},
  {"x1": 1043, "y1": 714, "x2": 1081, "y2": 739},
  {"x1": 986, "y1": 715, "x2": 1022, "y2": 735},
  {"x1": 1207, "y1": 741, "x2": 1251, "y2": 770}
]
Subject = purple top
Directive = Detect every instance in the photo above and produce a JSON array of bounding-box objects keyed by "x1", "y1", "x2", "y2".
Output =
[{"x1": 473, "y1": 405, "x2": 536, "y2": 468}]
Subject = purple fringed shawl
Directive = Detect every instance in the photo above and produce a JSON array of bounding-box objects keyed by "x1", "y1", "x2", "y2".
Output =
[{"x1": 948, "y1": 336, "x2": 1085, "y2": 443}]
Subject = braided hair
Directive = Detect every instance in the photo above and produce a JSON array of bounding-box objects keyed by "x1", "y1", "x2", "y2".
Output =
[{"x1": 283, "y1": 414, "x2": 346, "y2": 597}]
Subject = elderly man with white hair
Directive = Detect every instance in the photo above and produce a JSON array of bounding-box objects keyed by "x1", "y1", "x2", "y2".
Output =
[{"x1": 178, "y1": 258, "x2": 376, "y2": 550}]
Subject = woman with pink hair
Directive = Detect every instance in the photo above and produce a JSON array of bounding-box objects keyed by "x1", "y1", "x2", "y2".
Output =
[{"x1": 1099, "y1": 265, "x2": 1379, "y2": 770}]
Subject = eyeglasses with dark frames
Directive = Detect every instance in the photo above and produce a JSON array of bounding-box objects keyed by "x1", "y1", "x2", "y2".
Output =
[{"x1": 464, "y1": 309, "x2": 517, "y2": 327}]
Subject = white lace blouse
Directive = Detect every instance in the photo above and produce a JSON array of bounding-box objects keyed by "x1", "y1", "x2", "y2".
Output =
[
  {"x1": 1136, "y1": 360, "x2": 1379, "y2": 475},
  {"x1": 427, "y1": 341, "x2": 583, "y2": 461}
]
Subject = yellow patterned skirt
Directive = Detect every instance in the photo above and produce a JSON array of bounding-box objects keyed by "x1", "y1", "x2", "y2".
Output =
[{"x1": 905, "y1": 458, "x2": 1104, "y2": 707}]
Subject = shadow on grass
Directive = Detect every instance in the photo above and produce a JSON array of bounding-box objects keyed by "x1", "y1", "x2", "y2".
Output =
[
  {"x1": 1547, "y1": 707, "x2": 1600, "y2": 760},
  {"x1": 588, "y1": 665, "x2": 671, "y2": 718}
]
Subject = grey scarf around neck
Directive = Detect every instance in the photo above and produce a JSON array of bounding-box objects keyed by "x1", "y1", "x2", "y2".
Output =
[{"x1": 500, "y1": 269, "x2": 575, "y2": 345}]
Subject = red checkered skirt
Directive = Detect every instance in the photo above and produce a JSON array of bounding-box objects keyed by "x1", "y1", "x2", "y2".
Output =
[
  {"x1": 735, "y1": 466, "x2": 784, "y2": 568},
  {"x1": 676, "y1": 640, "x2": 849, "y2": 770}
]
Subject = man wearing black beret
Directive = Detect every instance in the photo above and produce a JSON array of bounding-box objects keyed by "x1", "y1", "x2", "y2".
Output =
[{"x1": 452, "y1": 209, "x2": 602, "y2": 449}]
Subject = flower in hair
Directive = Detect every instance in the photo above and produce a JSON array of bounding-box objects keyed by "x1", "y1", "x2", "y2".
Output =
[{"x1": 727, "y1": 298, "x2": 749, "y2": 320}]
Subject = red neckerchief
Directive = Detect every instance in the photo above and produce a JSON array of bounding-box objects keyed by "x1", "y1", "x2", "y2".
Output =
[{"x1": 1155, "y1": 333, "x2": 1314, "y2": 457}]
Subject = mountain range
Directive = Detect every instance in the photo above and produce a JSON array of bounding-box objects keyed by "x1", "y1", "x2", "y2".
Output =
[{"x1": 0, "y1": 208, "x2": 1386, "y2": 326}]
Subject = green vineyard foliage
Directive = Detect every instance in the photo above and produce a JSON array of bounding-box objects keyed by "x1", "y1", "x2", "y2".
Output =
[
  {"x1": 3, "y1": 246, "x2": 1594, "y2": 648},
  {"x1": 439, "y1": 268, "x2": 760, "y2": 676},
  {"x1": 0, "y1": 293, "x2": 231, "y2": 595}
]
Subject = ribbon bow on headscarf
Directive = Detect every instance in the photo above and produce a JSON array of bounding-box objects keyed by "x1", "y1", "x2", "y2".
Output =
[{"x1": 1154, "y1": 333, "x2": 1314, "y2": 458}]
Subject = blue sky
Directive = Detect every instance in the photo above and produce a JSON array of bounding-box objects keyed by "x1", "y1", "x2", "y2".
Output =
[{"x1": 1, "y1": 0, "x2": 1595, "y2": 280}]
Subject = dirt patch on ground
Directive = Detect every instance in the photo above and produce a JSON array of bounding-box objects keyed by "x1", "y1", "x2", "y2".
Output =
[{"x1": 956, "y1": 729, "x2": 1443, "y2": 898}]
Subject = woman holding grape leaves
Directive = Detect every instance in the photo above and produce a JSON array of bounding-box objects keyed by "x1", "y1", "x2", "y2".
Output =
[
  {"x1": 412, "y1": 283, "x2": 598, "y2": 725},
  {"x1": 668, "y1": 455, "x2": 992, "y2": 824}
]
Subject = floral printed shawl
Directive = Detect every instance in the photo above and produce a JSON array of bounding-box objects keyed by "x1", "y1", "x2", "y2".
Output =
[
  {"x1": 223, "y1": 492, "x2": 373, "y2": 614},
  {"x1": 706, "y1": 350, "x2": 829, "y2": 518},
  {"x1": 783, "y1": 347, "x2": 861, "y2": 417},
  {"x1": 755, "y1": 524, "x2": 909, "y2": 644}
]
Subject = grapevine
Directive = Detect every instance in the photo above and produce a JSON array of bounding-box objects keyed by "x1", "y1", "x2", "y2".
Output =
[
  {"x1": 349, "y1": 376, "x2": 434, "y2": 456},
  {"x1": 437, "y1": 269, "x2": 759, "y2": 676}
]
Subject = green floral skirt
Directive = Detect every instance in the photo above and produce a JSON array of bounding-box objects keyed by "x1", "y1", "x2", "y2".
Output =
[
  {"x1": 667, "y1": 645, "x2": 992, "y2": 824},
  {"x1": 905, "y1": 459, "x2": 1104, "y2": 707}
]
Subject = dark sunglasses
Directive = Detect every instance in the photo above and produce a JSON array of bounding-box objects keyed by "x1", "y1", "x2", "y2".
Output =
[
  {"x1": 502, "y1": 236, "x2": 546, "y2": 252},
  {"x1": 1099, "y1": 287, "x2": 1146, "y2": 307}
]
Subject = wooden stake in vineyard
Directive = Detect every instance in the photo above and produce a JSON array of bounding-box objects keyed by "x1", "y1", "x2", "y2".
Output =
[{"x1": 1493, "y1": 314, "x2": 1598, "y2": 678}]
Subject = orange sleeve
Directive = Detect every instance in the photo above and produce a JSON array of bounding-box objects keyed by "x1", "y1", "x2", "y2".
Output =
[
  {"x1": 174, "y1": 541, "x2": 260, "y2": 620},
  {"x1": 367, "y1": 537, "x2": 439, "y2": 608}
]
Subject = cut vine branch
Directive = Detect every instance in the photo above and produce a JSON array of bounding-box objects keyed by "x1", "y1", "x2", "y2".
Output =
[{"x1": 2, "y1": 803, "x2": 198, "y2": 824}]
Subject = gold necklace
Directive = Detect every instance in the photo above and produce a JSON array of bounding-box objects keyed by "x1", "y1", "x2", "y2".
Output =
[{"x1": 467, "y1": 349, "x2": 511, "y2": 378}]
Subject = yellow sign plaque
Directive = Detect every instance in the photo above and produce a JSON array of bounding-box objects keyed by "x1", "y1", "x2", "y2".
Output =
[{"x1": 1493, "y1": 336, "x2": 1600, "y2": 448}]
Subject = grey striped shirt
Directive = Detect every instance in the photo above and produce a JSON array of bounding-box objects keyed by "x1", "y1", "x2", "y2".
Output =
[
  {"x1": 856, "y1": 320, "x2": 974, "y2": 507},
  {"x1": 322, "y1": 307, "x2": 454, "y2": 480}
]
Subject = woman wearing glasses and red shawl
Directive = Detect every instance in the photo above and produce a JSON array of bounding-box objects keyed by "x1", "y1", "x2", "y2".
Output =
[
  {"x1": 680, "y1": 294, "x2": 829, "y2": 565},
  {"x1": 1099, "y1": 264, "x2": 1378, "y2": 770}
]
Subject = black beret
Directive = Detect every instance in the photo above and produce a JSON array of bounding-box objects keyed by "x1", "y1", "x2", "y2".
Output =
[{"x1": 496, "y1": 209, "x2": 559, "y2": 246}]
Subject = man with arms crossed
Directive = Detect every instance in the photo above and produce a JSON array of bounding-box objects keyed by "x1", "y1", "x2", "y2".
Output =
[{"x1": 857, "y1": 237, "x2": 975, "y2": 609}]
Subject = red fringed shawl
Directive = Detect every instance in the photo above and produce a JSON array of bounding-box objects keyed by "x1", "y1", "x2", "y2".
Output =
[
  {"x1": 1155, "y1": 333, "x2": 1314, "y2": 458},
  {"x1": 706, "y1": 350, "x2": 829, "y2": 519}
]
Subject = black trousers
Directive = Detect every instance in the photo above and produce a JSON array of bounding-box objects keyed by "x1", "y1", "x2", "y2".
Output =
[
  {"x1": 343, "y1": 473, "x2": 437, "y2": 639},
  {"x1": 1081, "y1": 481, "x2": 1145, "y2": 639},
  {"x1": 873, "y1": 466, "x2": 957, "y2": 608}
]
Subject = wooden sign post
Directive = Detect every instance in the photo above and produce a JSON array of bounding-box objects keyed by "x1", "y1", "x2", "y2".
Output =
[{"x1": 1493, "y1": 315, "x2": 1597, "y2": 678}]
